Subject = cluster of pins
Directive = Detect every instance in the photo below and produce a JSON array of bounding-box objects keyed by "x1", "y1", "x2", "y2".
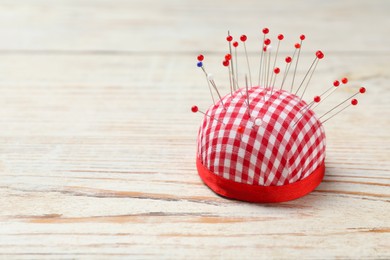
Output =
[{"x1": 192, "y1": 28, "x2": 366, "y2": 126}]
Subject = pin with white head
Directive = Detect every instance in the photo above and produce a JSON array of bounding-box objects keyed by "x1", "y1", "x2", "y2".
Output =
[
  {"x1": 197, "y1": 54, "x2": 215, "y2": 104},
  {"x1": 196, "y1": 54, "x2": 226, "y2": 109}
]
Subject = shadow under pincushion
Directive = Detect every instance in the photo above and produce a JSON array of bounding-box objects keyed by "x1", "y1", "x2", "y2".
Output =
[{"x1": 196, "y1": 86, "x2": 326, "y2": 202}]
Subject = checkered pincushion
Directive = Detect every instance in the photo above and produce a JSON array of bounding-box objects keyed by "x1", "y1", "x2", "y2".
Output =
[{"x1": 197, "y1": 86, "x2": 326, "y2": 188}]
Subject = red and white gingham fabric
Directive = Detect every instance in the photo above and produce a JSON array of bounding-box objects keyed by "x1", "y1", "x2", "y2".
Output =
[{"x1": 197, "y1": 86, "x2": 326, "y2": 186}]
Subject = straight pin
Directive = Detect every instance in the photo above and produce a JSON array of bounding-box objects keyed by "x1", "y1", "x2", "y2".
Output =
[
  {"x1": 271, "y1": 34, "x2": 284, "y2": 76},
  {"x1": 258, "y1": 28, "x2": 269, "y2": 87},
  {"x1": 318, "y1": 87, "x2": 366, "y2": 120},
  {"x1": 200, "y1": 65, "x2": 215, "y2": 104},
  {"x1": 197, "y1": 55, "x2": 215, "y2": 105},
  {"x1": 262, "y1": 46, "x2": 267, "y2": 88},
  {"x1": 294, "y1": 57, "x2": 317, "y2": 95},
  {"x1": 294, "y1": 78, "x2": 344, "y2": 126},
  {"x1": 196, "y1": 54, "x2": 226, "y2": 109},
  {"x1": 226, "y1": 31, "x2": 236, "y2": 91},
  {"x1": 295, "y1": 50, "x2": 324, "y2": 96},
  {"x1": 311, "y1": 80, "x2": 340, "y2": 107},
  {"x1": 321, "y1": 99, "x2": 358, "y2": 124},
  {"x1": 191, "y1": 105, "x2": 225, "y2": 125},
  {"x1": 223, "y1": 59, "x2": 233, "y2": 95},
  {"x1": 292, "y1": 95, "x2": 321, "y2": 128},
  {"x1": 233, "y1": 41, "x2": 239, "y2": 89},
  {"x1": 271, "y1": 67, "x2": 280, "y2": 93},
  {"x1": 281, "y1": 45, "x2": 298, "y2": 90},
  {"x1": 245, "y1": 74, "x2": 252, "y2": 118},
  {"x1": 263, "y1": 38, "x2": 271, "y2": 87},
  {"x1": 240, "y1": 35, "x2": 252, "y2": 87},
  {"x1": 280, "y1": 56, "x2": 292, "y2": 90},
  {"x1": 312, "y1": 77, "x2": 346, "y2": 110},
  {"x1": 208, "y1": 75, "x2": 226, "y2": 110},
  {"x1": 265, "y1": 43, "x2": 272, "y2": 87},
  {"x1": 300, "y1": 58, "x2": 319, "y2": 99},
  {"x1": 290, "y1": 35, "x2": 305, "y2": 92}
]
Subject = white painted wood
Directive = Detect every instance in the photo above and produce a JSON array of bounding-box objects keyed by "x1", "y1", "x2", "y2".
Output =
[{"x1": 0, "y1": 0, "x2": 389, "y2": 259}]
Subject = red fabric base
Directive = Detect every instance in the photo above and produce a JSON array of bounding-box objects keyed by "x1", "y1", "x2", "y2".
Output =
[{"x1": 196, "y1": 157, "x2": 325, "y2": 203}]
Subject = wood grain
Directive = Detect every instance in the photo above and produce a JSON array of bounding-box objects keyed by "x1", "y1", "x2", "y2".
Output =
[{"x1": 0, "y1": 0, "x2": 389, "y2": 259}]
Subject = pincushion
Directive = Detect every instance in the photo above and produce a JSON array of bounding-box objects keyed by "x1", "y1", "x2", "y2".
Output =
[
  {"x1": 196, "y1": 87, "x2": 325, "y2": 203},
  {"x1": 192, "y1": 29, "x2": 365, "y2": 203}
]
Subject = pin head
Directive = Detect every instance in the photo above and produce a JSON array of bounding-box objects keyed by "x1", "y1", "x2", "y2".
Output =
[
  {"x1": 359, "y1": 87, "x2": 366, "y2": 93},
  {"x1": 226, "y1": 35, "x2": 233, "y2": 42},
  {"x1": 295, "y1": 43, "x2": 301, "y2": 49},
  {"x1": 351, "y1": 99, "x2": 358, "y2": 105},
  {"x1": 278, "y1": 34, "x2": 284, "y2": 40},
  {"x1": 233, "y1": 41, "x2": 239, "y2": 47},
  {"x1": 262, "y1": 28, "x2": 269, "y2": 34},
  {"x1": 264, "y1": 38, "x2": 271, "y2": 45},
  {"x1": 274, "y1": 67, "x2": 280, "y2": 74},
  {"x1": 341, "y1": 77, "x2": 348, "y2": 84},
  {"x1": 237, "y1": 126, "x2": 245, "y2": 134},
  {"x1": 333, "y1": 80, "x2": 340, "y2": 87},
  {"x1": 240, "y1": 35, "x2": 247, "y2": 42},
  {"x1": 197, "y1": 54, "x2": 204, "y2": 61},
  {"x1": 316, "y1": 50, "x2": 324, "y2": 59},
  {"x1": 197, "y1": 62, "x2": 203, "y2": 67},
  {"x1": 300, "y1": 34, "x2": 306, "y2": 40},
  {"x1": 225, "y1": 54, "x2": 231, "y2": 61},
  {"x1": 222, "y1": 60, "x2": 230, "y2": 67},
  {"x1": 314, "y1": 96, "x2": 321, "y2": 103},
  {"x1": 191, "y1": 106, "x2": 199, "y2": 113},
  {"x1": 285, "y1": 56, "x2": 292, "y2": 63}
]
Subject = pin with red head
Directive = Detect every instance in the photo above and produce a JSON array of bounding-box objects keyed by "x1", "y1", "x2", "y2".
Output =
[
  {"x1": 191, "y1": 105, "x2": 225, "y2": 125},
  {"x1": 319, "y1": 87, "x2": 366, "y2": 123}
]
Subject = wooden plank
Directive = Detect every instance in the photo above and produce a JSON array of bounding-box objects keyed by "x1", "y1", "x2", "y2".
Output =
[
  {"x1": 0, "y1": 51, "x2": 389, "y2": 259},
  {"x1": 0, "y1": 0, "x2": 388, "y2": 52}
]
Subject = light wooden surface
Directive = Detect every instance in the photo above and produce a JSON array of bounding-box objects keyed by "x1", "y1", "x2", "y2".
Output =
[{"x1": 0, "y1": 0, "x2": 389, "y2": 259}]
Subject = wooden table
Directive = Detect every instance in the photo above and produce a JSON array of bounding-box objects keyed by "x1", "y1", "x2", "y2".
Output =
[{"x1": 0, "y1": 0, "x2": 389, "y2": 259}]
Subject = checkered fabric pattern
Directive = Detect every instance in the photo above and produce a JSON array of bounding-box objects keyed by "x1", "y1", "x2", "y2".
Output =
[{"x1": 197, "y1": 86, "x2": 326, "y2": 186}]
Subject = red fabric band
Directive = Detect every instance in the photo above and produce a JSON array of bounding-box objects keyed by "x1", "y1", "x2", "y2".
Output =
[{"x1": 196, "y1": 157, "x2": 325, "y2": 203}]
